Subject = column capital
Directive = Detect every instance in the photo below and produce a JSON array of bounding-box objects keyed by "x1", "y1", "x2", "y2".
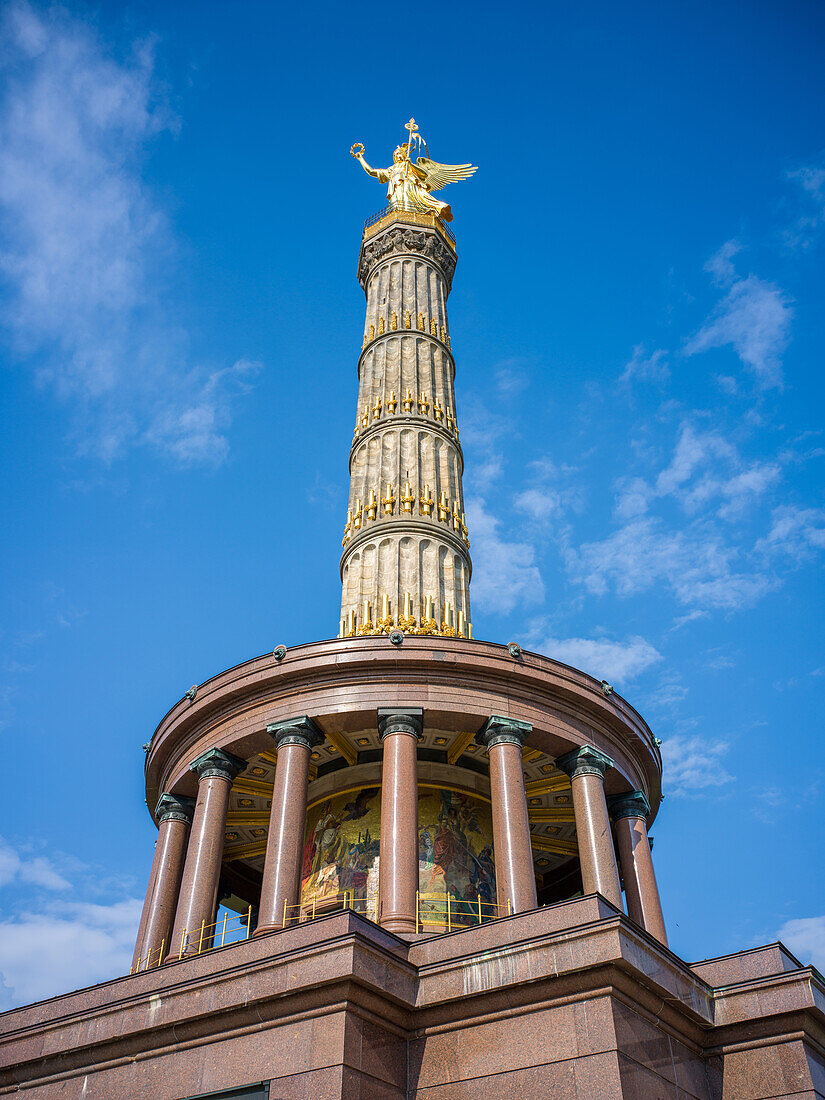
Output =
[
  {"x1": 154, "y1": 793, "x2": 195, "y2": 825},
  {"x1": 377, "y1": 708, "x2": 423, "y2": 742},
  {"x1": 267, "y1": 715, "x2": 324, "y2": 751},
  {"x1": 189, "y1": 747, "x2": 246, "y2": 783},
  {"x1": 556, "y1": 744, "x2": 615, "y2": 780},
  {"x1": 608, "y1": 790, "x2": 651, "y2": 822},
  {"x1": 475, "y1": 714, "x2": 532, "y2": 752}
]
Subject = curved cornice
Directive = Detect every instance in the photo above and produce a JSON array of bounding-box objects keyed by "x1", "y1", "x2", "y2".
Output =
[
  {"x1": 349, "y1": 416, "x2": 464, "y2": 475},
  {"x1": 339, "y1": 517, "x2": 472, "y2": 579},
  {"x1": 144, "y1": 637, "x2": 663, "y2": 829}
]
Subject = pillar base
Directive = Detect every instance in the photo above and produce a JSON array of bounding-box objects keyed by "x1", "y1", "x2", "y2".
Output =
[{"x1": 380, "y1": 915, "x2": 417, "y2": 934}]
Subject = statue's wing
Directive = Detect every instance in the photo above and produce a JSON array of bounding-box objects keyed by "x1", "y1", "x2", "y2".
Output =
[{"x1": 415, "y1": 157, "x2": 477, "y2": 192}]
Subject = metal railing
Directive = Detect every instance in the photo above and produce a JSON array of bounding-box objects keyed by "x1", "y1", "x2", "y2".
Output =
[
  {"x1": 363, "y1": 204, "x2": 456, "y2": 247},
  {"x1": 416, "y1": 891, "x2": 511, "y2": 933},
  {"x1": 130, "y1": 890, "x2": 513, "y2": 973},
  {"x1": 130, "y1": 907, "x2": 253, "y2": 973},
  {"x1": 280, "y1": 890, "x2": 511, "y2": 932}
]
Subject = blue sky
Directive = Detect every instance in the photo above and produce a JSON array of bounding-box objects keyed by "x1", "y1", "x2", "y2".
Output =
[{"x1": 0, "y1": 0, "x2": 824, "y2": 1007}]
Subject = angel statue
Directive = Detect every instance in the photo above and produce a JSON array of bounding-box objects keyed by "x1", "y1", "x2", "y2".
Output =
[{"x1": 350, "y1": 118, "x2": 476, "y2": 223}]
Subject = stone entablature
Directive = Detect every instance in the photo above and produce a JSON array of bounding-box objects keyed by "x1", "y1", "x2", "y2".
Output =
[{"x1": 144, "y1": 636, "x2": 662, "y2": 819}]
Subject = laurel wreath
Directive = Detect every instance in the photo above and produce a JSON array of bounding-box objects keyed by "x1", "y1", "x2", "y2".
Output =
[{"x1": 350, "y1": 142, "x2": 365, "y2": 158}]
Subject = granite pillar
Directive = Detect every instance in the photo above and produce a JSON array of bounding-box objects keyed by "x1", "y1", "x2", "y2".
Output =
[
  {"x1": 132, "y1": 793, "x2": 195, "y2": 969},
  {"x1": 377, "y1": 708, "x2": 422, "y2": 933},
  {"x1": 169, "y1": 748, "x2": 245, "y2": 957},
  {"x1": 557, "y1": 745, "x2": 623, "y2": 910},
  {"x1": 609, "y1": 790, "x2": 668, "y2": 946},
  {"x1": 476, "y1": 715, "x2": 538, "y2": 914},
  {"x1": 256, "y1": 716, "x2": 324, "y2": 933}
]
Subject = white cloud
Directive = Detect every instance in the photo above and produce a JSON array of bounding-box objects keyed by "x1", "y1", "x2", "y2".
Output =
[
  {"x1": 785, "y1": 162, "x2": 825, "y2": 247},
  {"x1": 536, "y1": 633, "x2": 661, "y2": 683},
  {"x1": 615, "y1": 424, "x2": 780, "y2": 524},
  {"x1": 643, "y1": 670, "x2": 689, "y2": 709},
  {"x1": 513, "y1": 459, "x2": 582, "y2": 524},
  {"x1": 570, "y1": 516, "x2": 775, "y2": 610},
  {"x1": 704, "y1": 239, "x2": 742, "y2": 287},
  {"x1": 620, "y1": 345, "x2": 670, "y2": 385},
  {"x1": 661, "y1": 733, "x2": 734, "y2": 796},
  {"x1": 756, "y1": 505, "x2": 825, "y2": 562},
  {"x1": 686, "y1": 268, "x2": 792, "y2": 390},
  {"x1": 465, "y1": 498, "x2": 544, "y2": 615},
  {"x1": 0, "y1": 898, "x2": 141, "y2": 1009},
  {"x1": 473, "y1": 452, "x2": 504, "y2": 489},
  {"x1": 0, "y1": 3, "x2": 257, "y2": 464},
  {"x1": 514, "y1": 487, "x2": 564, "y2": 521},
  {"x1": 494, "y1": 359, "x2": 529, "y2": 394},
  {"x1": 570, "y1": 420, "x2": 811, "y2": 614},
  {"x1": 0, "y1": 838, "x2": 71, "y2": 891},
  {"x1": 776, "y1": 915, "x2": 825, "y2": 971}
]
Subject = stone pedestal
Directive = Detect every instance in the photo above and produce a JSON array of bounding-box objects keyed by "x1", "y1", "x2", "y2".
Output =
[
  {"x1": 378, "y1": 708, "x2": 422, "y2": 933},
  {"x1": 169, "y1": 748, "x2": 245, "y2": 957},
  {"x1": 557, "y1": 745, "x2": 623, "y2": 910},
  {"x1": 476, "y1": 715, "x2": 538, "y2": 914},
  {"x1": 132, "y1": 793, "x2": 194, "y2": 969},
  {"x1": 256, "y1": 716, "x2": 323, "y2": 933}
]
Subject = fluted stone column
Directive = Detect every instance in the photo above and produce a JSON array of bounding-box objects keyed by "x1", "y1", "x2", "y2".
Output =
[
  {"x1": 256, "y1": 716, "x2": 324, "y2": 933},
  {"x1": 378, "y1": 708, "x2": 422, "y2": 933},
  {"x1": 169, "y1": 748, "x2": 245, "y2": 957},
  {"x1": 132, "y1": 793, "x2": 194, "y2": 969},
  {"x1": 557, "y1": 745, "x2": 623, "y2": 910},
  {"x1": 341, "y1": 215, "x2": 472, "y2": 637},
  {"x1": 609, "y1": 791, "x2": 668, "y2": 946},
  {"x1": 476, "y1": 716, "x2": 537, "y2": 914}
]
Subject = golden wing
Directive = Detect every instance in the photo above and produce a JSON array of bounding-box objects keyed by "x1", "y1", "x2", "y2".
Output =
[{"x1": 415, "y1": 157, "x2": 477, "y2": 193}]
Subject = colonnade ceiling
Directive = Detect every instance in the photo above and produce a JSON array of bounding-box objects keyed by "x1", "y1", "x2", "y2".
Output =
[{"x1": 220, "y1": 724, "x2": 577, "y2": 881}]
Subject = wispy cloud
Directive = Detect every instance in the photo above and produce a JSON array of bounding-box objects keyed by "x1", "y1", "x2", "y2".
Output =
[
  {"x1": 494, "y1": 358, "x2": 530, "y2": 395},
  {"x1": 514, "y1": 458, "x2": 582, "y2": 524},
  {"x1": 465, "y1": 497, "x2": 544, "y2": 615},
  {"x1": 785, "y1": 160, "x2": 825, "y2": 248},
  {"x1": 569, "y1": 516, "x2": 776, "y2": 610},
  {"x1": 0, "y1": 836, "x2": 140, "y2": 1008},
  {"x1": 0, "y1": 898, "x2": 141, "y2": 1009},
  {"x1": 0, "y1": 839, "x2": 72, "y2": 891},
  {"x1": 661, "y1": 733, "x2": 734, "y2": 796},
  {"x1": 619, "y1": 344, "x2": 670, "y2": 385},
  {"x1": 755, "y1": 505, "x2": 825, "y2": 562},
  {"x1": 535, "y1": 633, "x2": 662, "y2": 683},
  {"x1": 0, "y1": 3, "x2": 258, "y2": 464},
  {"x1": 685, "y1": 242, "x2": 792, "y2": 390},
  {"x1": 567, "y1": 419, "x2": 816, "y2": 614},
  {"x1": 775, "y1": 915, "x2": 825, "y2": 970}
]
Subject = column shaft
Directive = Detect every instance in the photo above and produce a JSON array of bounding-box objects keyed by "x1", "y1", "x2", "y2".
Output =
[
  {"x1": 610, "y1": 792, "x2": 668, "y2": 945},
  {"x1": 477, "y1": 716, "x2": 537, "y2": 915},
  {"x1": 132, "y1": 807, "x2": 191, "y2": 969},
  {"x1": 169, "y1": 749, "x2": 244, "y2": 958},
  {"x1": 256, "y1": 717, "x2": 322, "y2": 932},
  {"x1": 488, "y1": 740, "x2": 537, "y2": 913},
  {"x1": 558, "y1": 746, "x2": 623, "y2": 911},
  {"x1": 378, "y1": 709, "x2": 421, "y2": 933}
]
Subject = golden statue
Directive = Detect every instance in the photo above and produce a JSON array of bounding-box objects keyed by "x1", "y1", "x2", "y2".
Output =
[{"x1": 351, "y1": 118, "x2": 476, "y2": 223}]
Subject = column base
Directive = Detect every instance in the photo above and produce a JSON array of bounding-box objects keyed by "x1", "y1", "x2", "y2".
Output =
[
  {"x1": 252, "y1": 921, "x2": 286, "y2": 937},
  {"x1": 380, "y1": 914, "x2": 417, "y2": 934}
]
